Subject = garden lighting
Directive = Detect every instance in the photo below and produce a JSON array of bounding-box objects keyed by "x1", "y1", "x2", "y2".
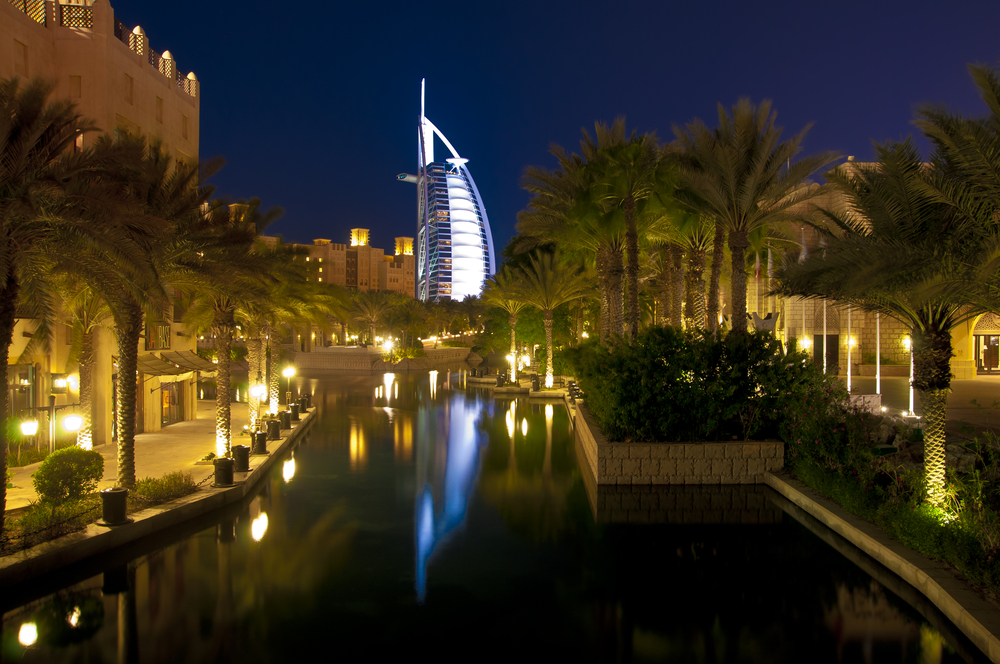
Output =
[
  {"x1": 63, "y1": 414, "x2": 83, "y2": 432},
  {"x1": 20, "y1": 419, "x2": 38, "y2": 436},
  {"x1": 18, "y1": 622, "x2": 37, "y2": 647}
]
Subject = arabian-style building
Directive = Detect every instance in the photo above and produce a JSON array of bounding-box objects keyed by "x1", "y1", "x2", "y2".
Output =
[
  {"x1": 3, "y1": 0, "x2": 204, "y2": 447},
  {"x1": 398, "y1": 79, "x2": 495, "y2": 302}
]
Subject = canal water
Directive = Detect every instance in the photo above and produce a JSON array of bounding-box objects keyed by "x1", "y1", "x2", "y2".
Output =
[{"x1": 0, "y1": 369, "x2": 990, "y2": 662}]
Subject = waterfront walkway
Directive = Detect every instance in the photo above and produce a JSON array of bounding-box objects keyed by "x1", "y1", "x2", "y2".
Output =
[{"x1": 6, "y1": 401, "x2": 252, "y2": 511}]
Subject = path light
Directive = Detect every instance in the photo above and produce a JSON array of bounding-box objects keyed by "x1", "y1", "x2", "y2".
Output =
[
  {"x1": 251, "y1": 512, "x2": 268, "y2": 541},
  {"x1": 384, "y1": 339, "x2": 394, "y2": 352},
  {"x1": 282, "y1": 366, "x2": 296, "y2": 406},
  {"x1": 20, "y1": 419, "x2": 38, "y2": 436},
  {"x1": 18, "y1": 622, "x2": 37, "y2": 647},
  {"x1": 63, "y1": 414, "x2": 83, "y2": 432}
]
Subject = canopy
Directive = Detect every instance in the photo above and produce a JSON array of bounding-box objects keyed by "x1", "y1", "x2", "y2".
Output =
[
  {"x1": 160, "y1": 350, "x2": 217, "y2": 372},
  {"x1": 136, "y1": 354, "x2": 187, "y2": 376}
]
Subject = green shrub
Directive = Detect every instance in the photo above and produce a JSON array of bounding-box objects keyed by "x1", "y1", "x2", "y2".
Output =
[
  {"x1": 132, "y1": 471, "x2": 196, "y2": 505},
  {"x1": 4, "y1": 495, "x2": 101, "y2": 551},
  {"x1": 564, "y1": 327, "x2": 861, "y2": 443},
  {"x1": 31, "y1": 447, "x2": 104, "y2": 505}
]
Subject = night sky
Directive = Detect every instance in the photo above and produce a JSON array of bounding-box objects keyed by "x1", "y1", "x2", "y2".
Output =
[{"x1": 112, "y1": 0, "x2": 1000, "y2": 255}]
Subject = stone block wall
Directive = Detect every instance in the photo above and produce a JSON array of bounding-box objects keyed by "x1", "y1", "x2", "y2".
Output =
[{"x1": 575, "y1": 404, "x2": 784, "y2": 486}]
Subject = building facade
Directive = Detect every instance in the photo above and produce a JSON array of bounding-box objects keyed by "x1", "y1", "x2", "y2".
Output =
[
  {"x1": 398, "y1": 79, "x2": 496, "y2": 302},
  {"x1": 3, "y1": 0, "x2": 203, "y2": 448}
]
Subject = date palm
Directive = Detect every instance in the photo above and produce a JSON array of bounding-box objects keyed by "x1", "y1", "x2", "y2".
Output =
[
  {"x1": 483, "y1": 268, "x2": 528, "y2": 382},
  {"x1": 673, "y1": 98, "x2": 839, "y2": 333},
  {"x1": 515, "y1": 250, "x2": 588, "y2": 387},
  {"x1": 0, "y1": 77, "x2": 109, "y2": 535},
  {"x1": 776, "y1": 140, "x2": 987, "y2": 506}
]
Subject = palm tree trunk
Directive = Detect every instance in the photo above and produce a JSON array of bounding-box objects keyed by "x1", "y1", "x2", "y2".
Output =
[
  {"x1": 596, "y1": 247, "x2": 613, "y2": 344},
  {"x1": 576, "y1": 299, "x2": 584, "y2": 344},
  {"x1": 0, "y1": 277, "x2": 18, "y2": 538},
  {"x1": 267, "y1": 326, "x2": 279, "y2": 413},
  {"x1": 687, "y1": 249, "x2": 707, "y2": 329},
  {"x1": 247, "y1": 336, "x2": 262, "y2": 431},
  {"x1": 707, "y1": 221, "x2": 725, "y2": 332},
  {"x1": 728, "y1": 230, "x2": 749, "y2": 334},
  {"x1": 78, "y1": 327, "x2": 94, "y2": 450},
  {"x1": 624, "y1": 197, "x2": 639, "y2": 342},
  {"x1": 116, "y1": 299, "x2": 144, "y2": 488},
  {"x1": 213, "y1": 312, "x2": 234, "y2": 458},
  {"x1": 670, "y1": 243, "x2": 684, "y2": 328},
  {"x1": 544, "y1": 309, "x2": 554, "y2": 388},
  {"x1": 658, "y1": 245, "x2": 670, "y2": 326},
  {"x1": 913, "y1": 328, "x2": 953, "y2": 505},
  {"x1": 509, "y1": 312, "x2": 518, "y2": 382}
]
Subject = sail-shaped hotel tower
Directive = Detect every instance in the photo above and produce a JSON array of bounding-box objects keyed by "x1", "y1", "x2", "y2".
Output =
[{"x1": 397, "y1": 80, "x2": 496, "y2": 302}]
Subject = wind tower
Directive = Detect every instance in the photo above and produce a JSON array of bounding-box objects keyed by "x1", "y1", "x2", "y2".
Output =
[{"x1": 397, "y1": 79, "x2": 496, "y2": 301}]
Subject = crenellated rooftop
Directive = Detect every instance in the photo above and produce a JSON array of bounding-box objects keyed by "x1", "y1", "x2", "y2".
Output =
[{"x1": 6, "y1": 0, "x2": 198, "y2": 98}]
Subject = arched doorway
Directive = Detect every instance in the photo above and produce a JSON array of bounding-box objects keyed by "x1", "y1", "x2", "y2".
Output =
[{"x1": 972, "y1": 313, "x2": 1000, "y2": 374}]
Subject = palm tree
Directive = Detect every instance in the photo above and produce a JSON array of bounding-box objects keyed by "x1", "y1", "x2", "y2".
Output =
[
  {"x1": 483, "y1": 268, "x2": 528, "y2": 382},
  {"x1": 673, "y1": 98, "x2": 839, "y2": 333},
  {"x1": 515, "y1": 251, "x2": 588, "y2": 387},
  {"x1": 775, "y1": 140, "x2": 987, "y2": 506},
  {"x1": 352, "y1": 289, "x2": 403, "y2": 346},
  {"x1": 0, "y1": 77, "x2": 108, "y2": 534},
  {"x1": 519, "y1": 143, "x2": 627, "y2": 344},
  {"x1": 586, "y1": 118, "x2": 669, "y2": 341}
]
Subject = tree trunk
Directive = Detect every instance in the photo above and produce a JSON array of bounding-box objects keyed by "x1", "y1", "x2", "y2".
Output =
[
  {"x1": 596, "y1": 245, "x2": 625, "y2": 344},
  {"x1": 658, "y1": 245, "x2": 670, "y2": 326},
  {"x1": 624, "y1": 196, "x2": 639, "y2": 342},
  {"x1": 247, "y1": 335, "x2": 262, "y2": 431},
  {"x1": 213, "y1": 311, "x2": 235, "y2": 458},
  {"x1": 267, "y1": 325, "x2": 279, "y2": 414},
  {"x1": 596, "y1": 247, "x2": 612, "y2": 344},
  {"x1": 509, "y1": 311, "x2": 518, "y2": 382},
  {"x1": 707, "y1": 221, "x2": 725, "y2": 332},
  {"x1": 78, "y1": 327, "x2": 94, "y2": 450},
  {"x1": 116, "y1": 298, "x2": 144, "y2": 488},
  {"x1": 544, "y1": 309, "x2": 554, "y2": 388},
  {"x1": 0, "y1": 277, "x2": 18, "y2": 538},
  {"x1": 670, "y1": 243, "x2": 684, "y2": 328},
  {"x1": 913, "y1": 327, "x2": 953, "y2": 505},
  {"x1": 728, "y1": 230, "x2": 749, "y2": 334},
  {"x1": 686, "y1": 248, "x2": 707, "y2": 330}
]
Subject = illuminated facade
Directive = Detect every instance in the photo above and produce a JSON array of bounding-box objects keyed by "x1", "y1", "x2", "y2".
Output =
[{"x1": 398, "y1": 80, "x2": 496, "y2": 302}]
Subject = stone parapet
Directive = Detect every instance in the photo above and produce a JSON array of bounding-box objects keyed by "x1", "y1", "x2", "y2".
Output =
[{"x1": 575, "y1": 403, "x2": 783, "y2": 485}]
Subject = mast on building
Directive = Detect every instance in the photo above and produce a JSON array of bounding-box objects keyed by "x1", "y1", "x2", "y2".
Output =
[{"x1": 396, "y1": 79, "x2": 495, "y2": 302}]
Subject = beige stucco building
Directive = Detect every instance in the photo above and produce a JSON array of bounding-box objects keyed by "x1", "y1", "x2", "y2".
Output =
[{"x1": 4, "y1": 0, "x2": 205, "y2": 449}]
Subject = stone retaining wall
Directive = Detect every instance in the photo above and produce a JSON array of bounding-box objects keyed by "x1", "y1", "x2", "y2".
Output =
[{"x1": 575, "y1": 403, "x2": 783, "y2": 485}]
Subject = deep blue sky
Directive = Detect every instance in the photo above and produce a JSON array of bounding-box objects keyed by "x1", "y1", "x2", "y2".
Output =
[{"x1": 112, "y1": 0, "x2": 1000, "y2": 254}]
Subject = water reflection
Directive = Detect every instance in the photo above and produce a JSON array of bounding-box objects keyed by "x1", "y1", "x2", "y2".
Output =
[{"x1": 0, "y1": 370, "x2": 988, "y2": 662}]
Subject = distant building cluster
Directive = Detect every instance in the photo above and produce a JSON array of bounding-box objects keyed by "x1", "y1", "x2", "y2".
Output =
[{"x1": 263, "y1": 230, "x2": 416, "y2": 297}]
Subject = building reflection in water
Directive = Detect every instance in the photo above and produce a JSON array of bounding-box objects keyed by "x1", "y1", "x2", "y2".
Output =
[{"x1": 414, "y1": 374, "x2": 488, "y2": 602}]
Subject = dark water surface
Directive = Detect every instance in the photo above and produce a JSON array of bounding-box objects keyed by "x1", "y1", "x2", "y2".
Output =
[{"x1": 0, "y1": 369, "x2": 990, "y2": 663}]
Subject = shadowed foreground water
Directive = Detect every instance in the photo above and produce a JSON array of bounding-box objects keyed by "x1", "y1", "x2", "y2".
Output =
[{"x1": 0, "y1": 369, "x2": 990, "y2": 663}]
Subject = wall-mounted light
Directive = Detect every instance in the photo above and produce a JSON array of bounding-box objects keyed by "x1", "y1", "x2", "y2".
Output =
[
  {"x1": 51, "y1": 373, "x2": 68, "y2": 394},
  {"x1": 903, "y1": 336, "x2": 911, "y2": 351}
]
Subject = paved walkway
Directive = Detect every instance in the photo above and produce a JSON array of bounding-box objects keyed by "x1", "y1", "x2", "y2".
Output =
[
  {"x1": 843, "y1": 375, "x2": 1000, "y2": 437},
  {"x1": 6, "y1": 401, "x2": 251, "y2": 511}
]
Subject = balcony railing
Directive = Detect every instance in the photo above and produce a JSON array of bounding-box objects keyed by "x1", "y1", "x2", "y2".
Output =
[
  {"x1": 59, "y1": 4, "x2": 92, "y2": 28},
  {"x1": 8, "y1": 0, "x2": 45, "y2": 25}
]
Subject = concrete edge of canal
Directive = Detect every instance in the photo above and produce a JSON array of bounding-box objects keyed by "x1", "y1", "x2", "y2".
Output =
[
  {"x1": 0, "y1": 407, "x2": 317, "y2": 588},
  {"x1": 766, "y1": 471, "x2": 1000, "y2": 663}
]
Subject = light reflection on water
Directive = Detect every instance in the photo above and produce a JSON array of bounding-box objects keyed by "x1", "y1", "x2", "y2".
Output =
[{"x1": 0, "y1": 369, "x2": 988, "y2": 663}]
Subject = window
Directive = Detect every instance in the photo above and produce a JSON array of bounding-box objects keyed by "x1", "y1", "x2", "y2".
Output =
[
  {"x1": 115, "y1": 114, "x2": 140, "y2": 140},
  {"x1": 181, "y1": 114, "x2": 188, "y2": 140},
  {"x1": 319, "y1": 267, "x2": 323, "y2": 273},
  {"x1": 155, "y1": 96, "x2": 163, "y2": 123},
  {"x1": 13, "y1": 41, "x2": 27, "y2": 77},
  {"x1": 123, "y1": 73, "x2": 133, "y2": 105},
  {"x1": 69, "y1": 75, "x2": 82, "y2": 99}
]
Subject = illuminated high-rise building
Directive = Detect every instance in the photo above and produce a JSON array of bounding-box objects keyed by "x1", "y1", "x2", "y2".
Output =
[{"x1": 397, "y1": 80, "x2": 496, "y2": 302}]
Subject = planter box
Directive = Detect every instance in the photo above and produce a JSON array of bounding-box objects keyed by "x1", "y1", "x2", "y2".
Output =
[{"x1": 574, "y1": 404, "x2": 783, "y2": 486}]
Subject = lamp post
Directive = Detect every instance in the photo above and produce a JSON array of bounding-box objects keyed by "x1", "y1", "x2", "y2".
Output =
[
  {"x1": 903, "y1": 335, "x2": 914, "y2": 415},
  {"x1": 249, "y1": 380, "x2": 267, "y2": 432},
  {"x1": 282, "y1": 366, "x2": 296, "y2": 407}
]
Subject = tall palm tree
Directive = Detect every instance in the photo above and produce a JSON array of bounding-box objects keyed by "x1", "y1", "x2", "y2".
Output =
[
  {"x1": 352, "y1": 290, "x2": 402, "y2": 345},
  {"x1": 483, "y1": 268, "x2": 528, "y2": 382},
  {"x1": 673, "y1": 98, "x2": 839, "y2": 333},
  {"x1": 586, "y1": 118, "x2": 669, "y2": 341},
  {"x1": 776, "y1": 140, "x2": 987, "y2": 506},
  {"x1": 56, "y1": 282, "x2": 110, "y2": 450},
  {"x1": 515, "y1": 251, "x2": 588, "y2": 387},
  {"x1": 519, "y1": 143, "x2": 627, "y2": 344},
  {"x1": 0, "y1": 77, "x2": 110, "y2": 535}
]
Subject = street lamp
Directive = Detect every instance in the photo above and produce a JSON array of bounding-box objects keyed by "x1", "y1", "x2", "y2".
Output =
[
  {"x1": 249, "y1": 381, "x2": 267, "y2": 431},
  {"x1": 282, "y1": 366, "x2": 296, "y2": 406}
]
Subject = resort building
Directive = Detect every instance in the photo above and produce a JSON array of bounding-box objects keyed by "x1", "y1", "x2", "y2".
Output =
[
  {"x1": 398, "y1": 79, "x2": 496, "y2": 302},
  {"x1": 3, "y1": 0, "x2": 205, "y2": 447}
]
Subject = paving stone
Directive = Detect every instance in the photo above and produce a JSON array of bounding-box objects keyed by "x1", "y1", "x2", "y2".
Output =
[
  {"x1": 693, "y1": 458, "x2": 712, "y2": 475},
  {"x1": 612, "y1": 445, "x2": 630, "y2": 459},
  {"x1": 650, "y1": 445, "x2": 671, "y2": 458},
  {"x1": 686, "y1": 444, "x2": 706, "y2": 459},
  {"x1": 606, "y1": 458, "x2": 622, "y2": 476},
  {"x1": 630, "y1": 445, "x2": 651, "y2": 458},
  {"x1": 622, "y1": 458, "x2": 641, "y2": 475},
  {"x1": 704, "y1": 445, "x2": 726, "y2": 459},
  {"x1": 640, "y1": 458, "x2": 660, "y2": 476},
  {"x1": 748, "y1": 459, "x2": 766, "y2": 476}
]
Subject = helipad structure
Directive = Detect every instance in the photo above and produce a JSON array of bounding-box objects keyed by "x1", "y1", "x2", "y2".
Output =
[{"x1": 397, "y1": 80, "x2": 496, "y2": 302}]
